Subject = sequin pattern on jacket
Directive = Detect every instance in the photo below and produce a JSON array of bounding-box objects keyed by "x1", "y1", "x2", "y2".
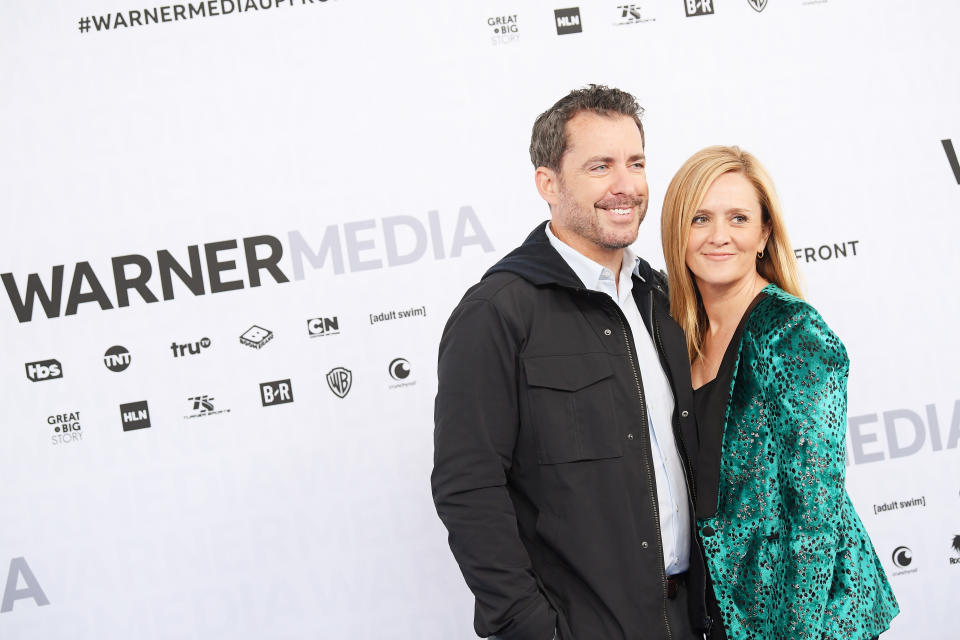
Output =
[{"x1": 697, "y1": 285, "x2": 899, "y2": 639}]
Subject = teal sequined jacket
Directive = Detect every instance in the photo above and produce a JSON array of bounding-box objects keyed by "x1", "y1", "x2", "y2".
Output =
[{"x1": 695, "y1": 285, "x2": 899, "y2": 639}]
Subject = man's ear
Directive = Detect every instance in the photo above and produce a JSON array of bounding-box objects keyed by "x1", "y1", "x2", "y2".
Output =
[{"x1": 535, "y1": 166, "x2": 560, "y2": 206}]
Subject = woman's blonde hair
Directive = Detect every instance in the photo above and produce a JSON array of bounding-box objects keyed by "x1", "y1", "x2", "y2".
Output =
[{"x1": 660, "y1": 145, "x2": 804, "y2": 363}]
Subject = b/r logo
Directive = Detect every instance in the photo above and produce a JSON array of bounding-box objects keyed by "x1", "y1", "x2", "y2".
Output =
[
  {"x1": 684, "y1": 0, "x2": 714, "y2": 16},
  {"x1": 260, "y1": 379, "x2": 294, "y2": 406},
  {"x1": 25, "y1": 359, "x2": 62, "y2": 382}
]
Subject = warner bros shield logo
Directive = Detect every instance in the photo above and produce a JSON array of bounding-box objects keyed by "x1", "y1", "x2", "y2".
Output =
[
  {"x1": 748, "y1": 0, "x2": 768, "y2": 12},
  {"x1": 326, "y1": 367, "x2": 353, "y2": 398}
]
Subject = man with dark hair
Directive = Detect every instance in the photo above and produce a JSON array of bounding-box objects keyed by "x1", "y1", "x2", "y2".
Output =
[{"x1": 432, "y1": 85, "x2": 710, "y2": 639}]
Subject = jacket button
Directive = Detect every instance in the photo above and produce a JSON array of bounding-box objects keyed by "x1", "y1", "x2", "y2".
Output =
[
  {"x1": 701, "y1": 525, "x2": 715, "y2": 537},
  {"x1": 680, "y1": 410, "x2": 689, "y2": 418},
  {"x1": 603, "y1": 329, "x2": 612, "y2": 336},
  {"x1": 641, "y1": 541, "x2": 649, "y2": 549},
  {"x1": 627, "y1": 433, "x2": 634, "y2": 440}
]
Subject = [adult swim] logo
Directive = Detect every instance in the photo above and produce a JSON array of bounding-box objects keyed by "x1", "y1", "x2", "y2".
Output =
[{"x1": 891, "y1": 545, "x2": 912, "y2": 568}]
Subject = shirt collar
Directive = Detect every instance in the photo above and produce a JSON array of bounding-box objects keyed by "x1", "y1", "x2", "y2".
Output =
[{"x1": 544, "y1": 221, "x2": 644, "y2": 295}]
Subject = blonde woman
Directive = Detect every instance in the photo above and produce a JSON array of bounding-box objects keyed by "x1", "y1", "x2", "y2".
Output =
[{"x1": 660, "y1": 146, "x2": 898, "y2": 639}]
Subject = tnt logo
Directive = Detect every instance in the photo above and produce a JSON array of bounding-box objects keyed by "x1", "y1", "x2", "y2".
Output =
[
  {"x1": 684, "y1": 0, "x2": 714, "y2": 16},
  {"x1": 260, "y1": 379, "x2": 294, "y2": 406},
  {"x1": 25, "y1": 359, "x2": 62, "y2": 382},
  {"x1": 554, "y1": 7, "x2": 582, "y2": 34},
  {"x1": 307, "y1": 317, "x2": 340, "y2": 337},
  {"x1": 103, "y1": 345, "x2": 131, "y2": 372},
  {"x1": 119, "y1": 400, "x2": 151, "y2": 431}
]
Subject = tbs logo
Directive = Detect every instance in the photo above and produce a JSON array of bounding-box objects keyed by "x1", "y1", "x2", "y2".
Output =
[
  {"x1": 260, "y1": 379, "x2": 294, "y2": 406},
  {"x1": 25, "y1": 359, "x2": 62, "y2": 382}
]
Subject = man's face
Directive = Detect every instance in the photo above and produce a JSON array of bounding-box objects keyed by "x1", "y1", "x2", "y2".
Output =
[{"x1": 543, "y1": 111, "x2": 648, "y2": 264}]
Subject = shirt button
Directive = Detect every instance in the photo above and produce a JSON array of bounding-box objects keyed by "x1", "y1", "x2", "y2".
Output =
[
  {"x1": 604, "y1": 329, "x2": 612, "y2": 336},
  {"x1": 627, "y1": 433, "x2": 634, "y2": 440},
  {"x1": 681, "y1": 410, "x2": 689, "y2": 418}
]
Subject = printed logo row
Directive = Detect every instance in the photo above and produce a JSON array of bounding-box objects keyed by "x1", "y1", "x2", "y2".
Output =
[
  {"x1": 889, "y1": 539, "x2": 960, "y2": 575},
  {"x1": 489, "y1": 1, "x2": 793, "y2": 44},
  {"x1": 23, "y1": 315, "x2": 405, "y2": 380},
  {"x1": 47, "y1": 361, "x2": 414, "y2": 445}
]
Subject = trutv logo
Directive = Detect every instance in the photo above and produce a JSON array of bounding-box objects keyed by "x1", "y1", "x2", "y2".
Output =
[{"x1": 25, "y1": 359, "x2": 62, "y2": 382}]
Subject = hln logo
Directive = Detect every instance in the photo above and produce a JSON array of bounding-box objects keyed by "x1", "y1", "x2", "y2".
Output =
[
  {"x1": 25, "y1": 359, "x2": 62, "y2": 382},
  {"x1": 554, "y1": 7, "x2": 582, "y2": 34},
  {"x1": 260, "y1": 379, "x2": 293, "y2": 406},
  {"x1": 308, "y1": 316, "x2": 340, "y2": 337},
  {"x1": 119, "y1": 400, "x2": 151, "y2": 431},
  {"x1": 684, "y1": 0, "x2": 714, "y2": 16}
]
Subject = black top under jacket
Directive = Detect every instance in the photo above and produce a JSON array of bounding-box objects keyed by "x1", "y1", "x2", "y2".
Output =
[{"x1": 432, "y1": 223, "x2": 710, "y2": 640}]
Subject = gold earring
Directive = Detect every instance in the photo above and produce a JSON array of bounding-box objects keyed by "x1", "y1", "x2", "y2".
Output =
[{"x1": 757, "y1": 249, "x2": 765, "y2": 259}]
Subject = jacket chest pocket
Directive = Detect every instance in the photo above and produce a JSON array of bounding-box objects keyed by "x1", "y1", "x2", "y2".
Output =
[{"x1": 523, "y1": 353, "x2": 623, "y2": 464}]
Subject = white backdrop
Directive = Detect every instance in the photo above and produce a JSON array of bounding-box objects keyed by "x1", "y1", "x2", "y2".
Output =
[{"x1": 2, "y1": 1, "x2": 958, "y2": 638}]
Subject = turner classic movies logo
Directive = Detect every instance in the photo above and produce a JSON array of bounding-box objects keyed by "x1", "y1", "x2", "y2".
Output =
[
  {"x1": 48, "y1": 411, "x2": 83, "y2": 445},
  {"x1": 25, "y1": 359, "x2": 62, "y2": 382},
  {"x1": 1, "y1": 207, "x2": 493, "y2": 323},
  {"x1": 846, "y1": 398, "x2": 960, "y2": 465},
  {"x1": 1, "y1": 557, "x2": 49, "y2": 614}
]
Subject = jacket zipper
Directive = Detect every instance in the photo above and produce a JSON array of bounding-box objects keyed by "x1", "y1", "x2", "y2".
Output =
[
  {"x1": 652, "y1": 295, "x2": 713, "y2": 634},
  {"x1": 611, "y1": 301, "x2": 673, "y2": 640}
]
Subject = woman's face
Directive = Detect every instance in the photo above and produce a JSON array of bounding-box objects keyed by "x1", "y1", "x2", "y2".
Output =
[{"x1": 685, "y1": 171, "x2": 770, "y2": 290}]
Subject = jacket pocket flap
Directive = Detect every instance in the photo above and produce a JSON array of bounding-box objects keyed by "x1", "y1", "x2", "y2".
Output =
[{"x1": 523, "y1": 353, "x2": 612, "y2": 391}]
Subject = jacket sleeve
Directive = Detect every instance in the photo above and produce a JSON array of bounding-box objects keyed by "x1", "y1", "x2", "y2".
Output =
[
  {"x1": 757, "y1": 304, "x2": 849, "y2": 638},
  {"x1": 431, "y1": 298, "x2": 557, "y2": 640}
]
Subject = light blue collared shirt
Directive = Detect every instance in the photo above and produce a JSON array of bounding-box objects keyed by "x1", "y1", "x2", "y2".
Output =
[{"x1": 545, "y1": 222, "x2": 691, "y2": 575}]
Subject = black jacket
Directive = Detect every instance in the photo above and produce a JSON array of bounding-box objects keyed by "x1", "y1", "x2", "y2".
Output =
[{"x1": 432, "y1": 223, "x2": 709, "y2": 639}]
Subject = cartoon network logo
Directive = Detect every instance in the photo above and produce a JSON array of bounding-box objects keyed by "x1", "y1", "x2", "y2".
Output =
[
  {"x1": 1, "y1": 207, "x2": 493, "y2": 322},
  {"x1": 847, "y1": 399, "x2": 960, "y2": 465}
]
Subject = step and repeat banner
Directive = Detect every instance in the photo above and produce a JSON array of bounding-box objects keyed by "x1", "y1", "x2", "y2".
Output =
[{"x1": 2, "y1": 1, "x2": 958, "y2": 638}]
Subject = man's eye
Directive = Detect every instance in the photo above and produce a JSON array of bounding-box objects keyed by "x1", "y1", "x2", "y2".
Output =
[
  {"x1": 591, "y1": 164, "x2": 608, "y2": 172},
  {"x1": 632, "y1": 162, "x2": 645, "y2": 169}
]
